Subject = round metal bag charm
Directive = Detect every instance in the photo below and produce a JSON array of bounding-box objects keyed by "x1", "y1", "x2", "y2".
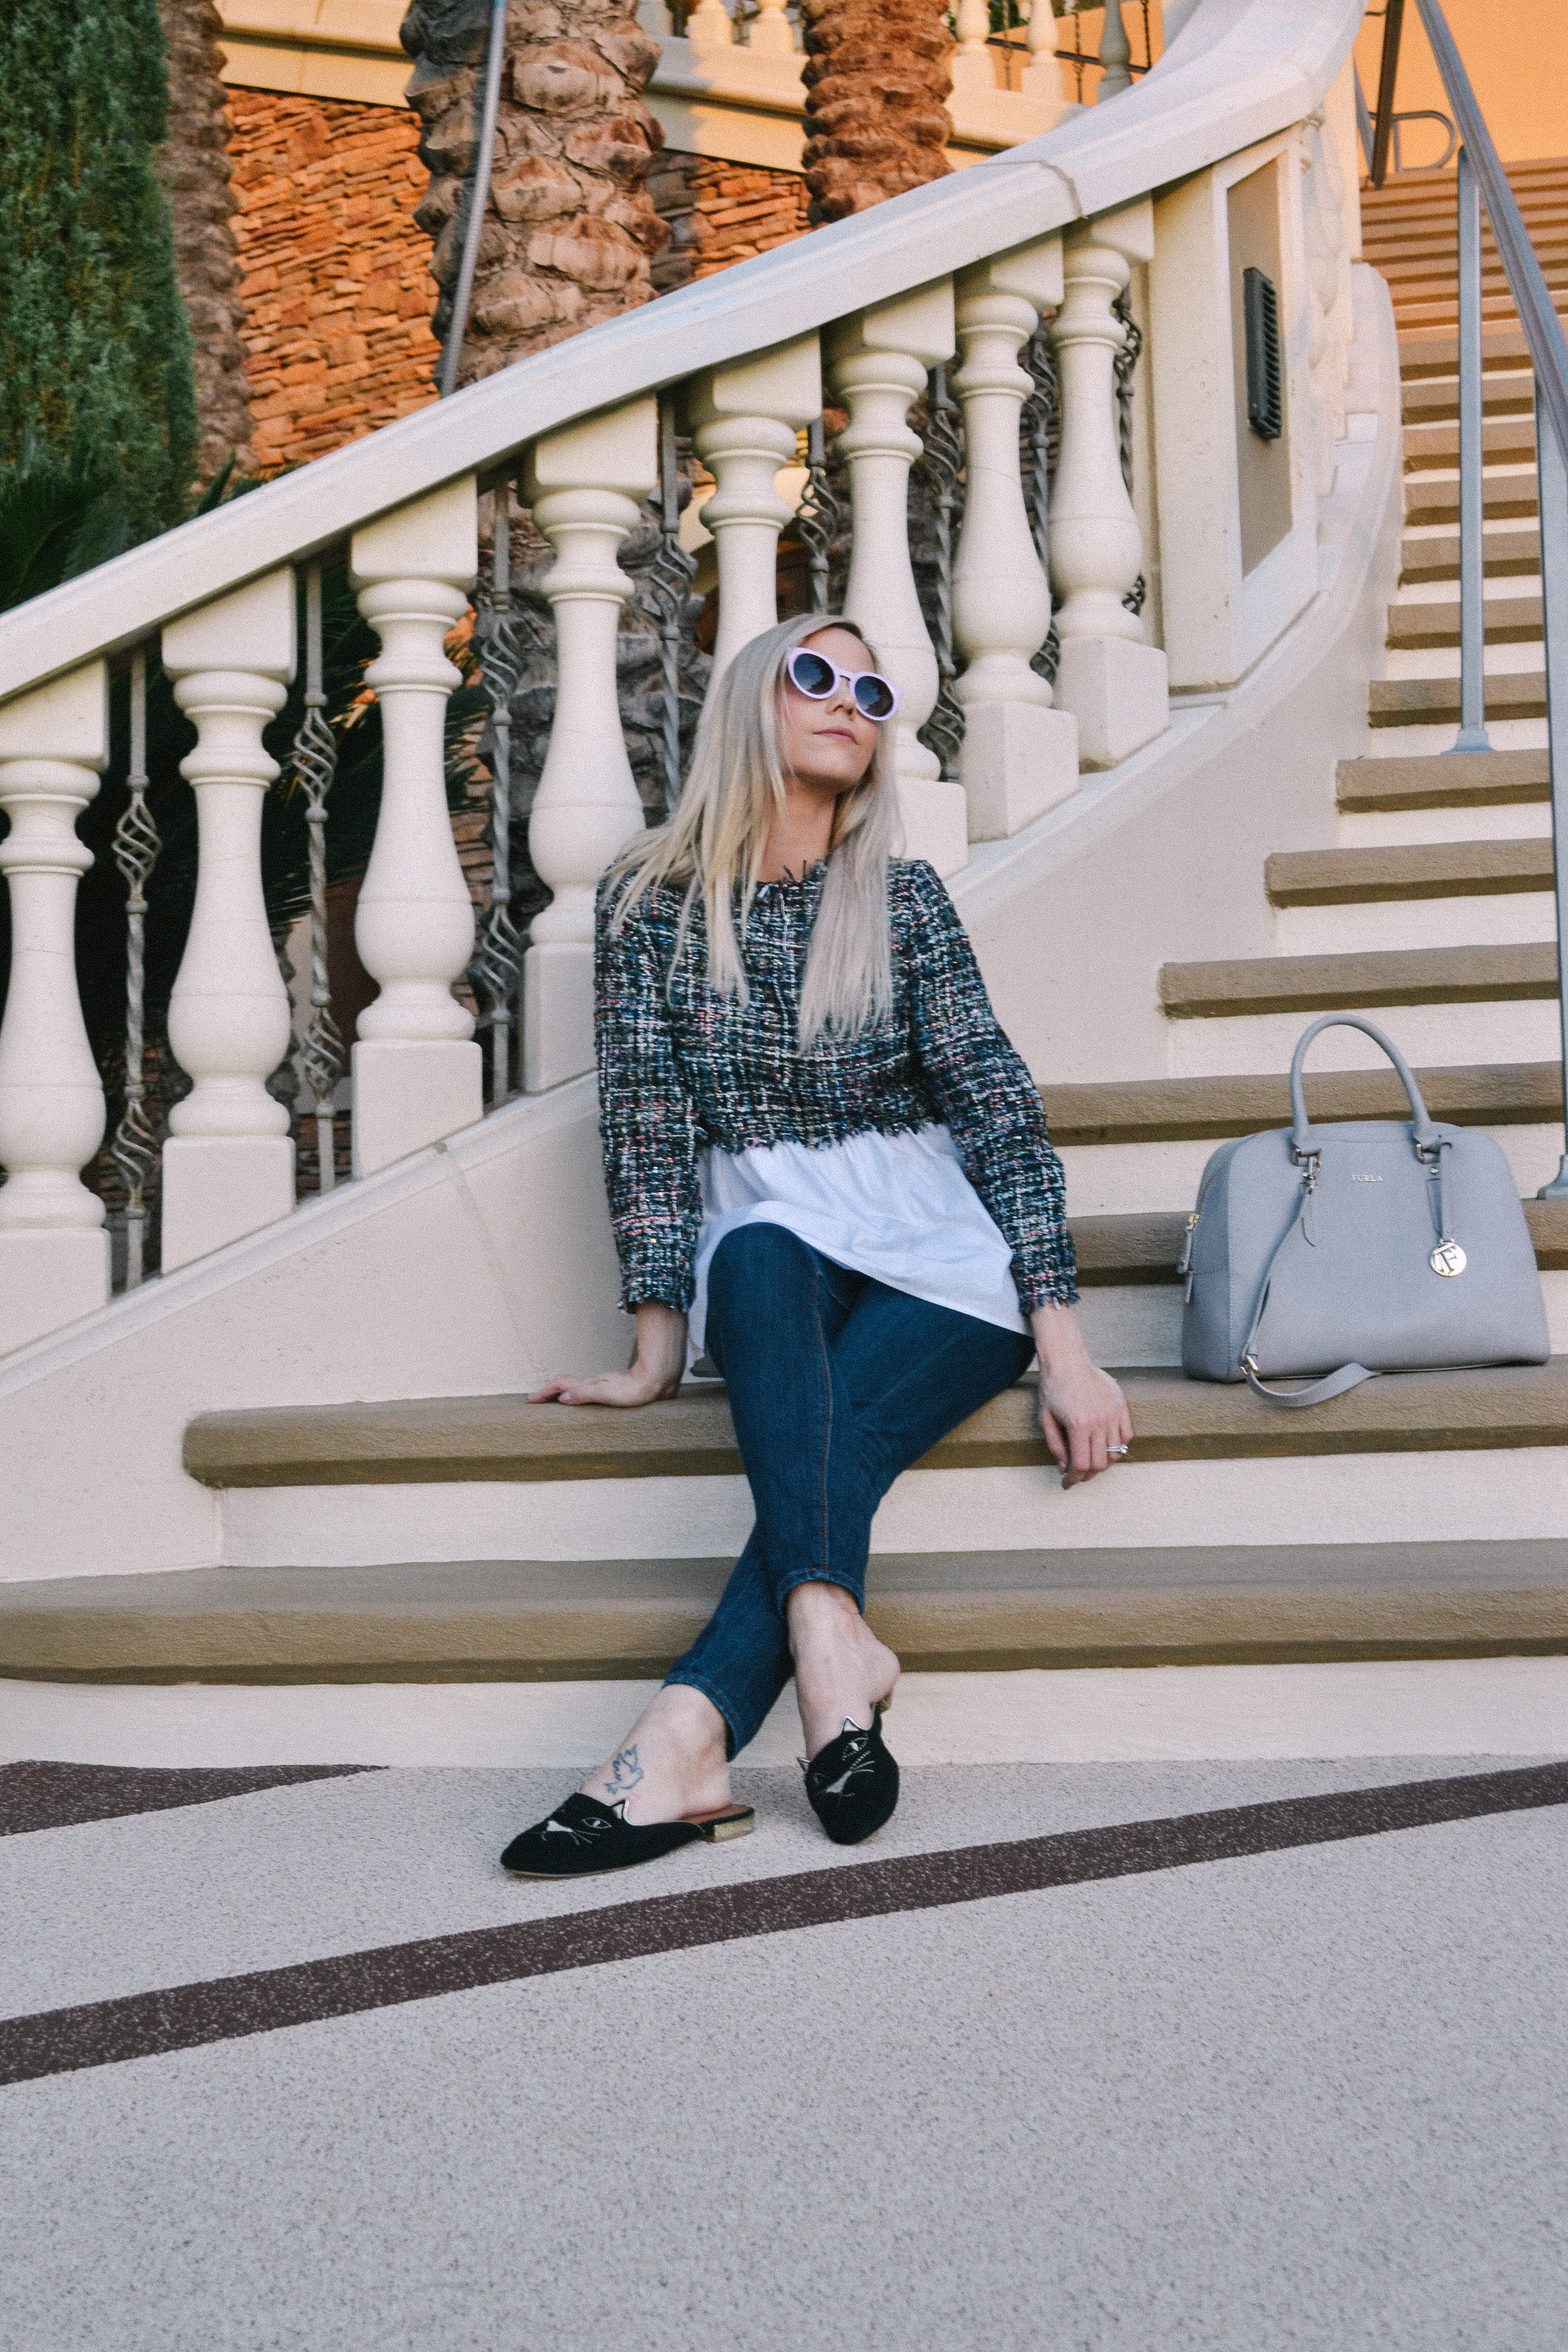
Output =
[{"x1": 1430, "y1": 1240, "x2": 1467, "y2": 1278}]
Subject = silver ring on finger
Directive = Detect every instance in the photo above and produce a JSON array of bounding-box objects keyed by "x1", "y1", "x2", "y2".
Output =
[{"x1": 1108, "y1": 1443, "x2": 1129, "y2": 1458}]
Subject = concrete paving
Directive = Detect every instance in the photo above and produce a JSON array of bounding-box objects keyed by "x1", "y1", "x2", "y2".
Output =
[{"x1": 4, "y1": 1750, "x2": 1567, "y2": 2348}]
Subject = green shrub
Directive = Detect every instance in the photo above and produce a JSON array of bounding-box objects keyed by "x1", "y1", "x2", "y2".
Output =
[{"x1": 0, "y1": 0, "x2": 198, "y2": 543}]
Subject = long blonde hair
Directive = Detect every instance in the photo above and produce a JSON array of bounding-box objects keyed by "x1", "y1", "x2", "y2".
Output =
[{"x1": 606, "y1": 612, "x2": 900, "y2": 1046}]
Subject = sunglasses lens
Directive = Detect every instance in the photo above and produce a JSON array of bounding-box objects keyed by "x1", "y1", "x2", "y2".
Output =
[
  {"x1": 789, "y1": 650, "x2": 837, "y2": 698},
  {"x1": 852, "y1": 672, "x2": 897, "y2": 721}
]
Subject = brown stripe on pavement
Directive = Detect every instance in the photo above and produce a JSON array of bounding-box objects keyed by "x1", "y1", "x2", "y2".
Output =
[
  {"x1": 4, "y1": 1760, "x2": 1566, "y2": 2088},
  {"x1": 0, "y1": 1761, "x2": 379, "y2": 1837}
]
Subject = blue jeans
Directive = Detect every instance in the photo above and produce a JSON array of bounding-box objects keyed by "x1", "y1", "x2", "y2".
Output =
[{"x1": 665, "y1": 1222, "x2": 1035, "y2": 1756}]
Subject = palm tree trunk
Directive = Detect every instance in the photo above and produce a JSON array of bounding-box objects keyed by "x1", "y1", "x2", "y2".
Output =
[
  {"x1": 799, "y1": 0, "x2": 954, "y2": 223},
  {"x1": 156, "y1": 0, "x2": 253, "y2": 477},
  {"x1": 401, "y1": 0, "x2": 669, "y2": 387}
]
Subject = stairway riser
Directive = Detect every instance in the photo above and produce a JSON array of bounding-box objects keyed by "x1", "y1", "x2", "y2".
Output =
[
  {"x1": 1381, "y1": 647, "x2": 1544, "y2": 681},
  {"x1": 1167, "y1": 1000, "x2": 1560, "y2": 1080},
  {"x1": 215, "y1": 1447, "x2": 1568, "y2": 1571},
  {"x1": 1382, "y1": 644, "x2": 1542, "y2": 682},
  {"x1": 1059, "y1": 1128, "x2": 1565, "y2": 1214},
  {"x1": 1339, "y1": 805, "x2": 1553, "y2": 849},
  {"x1": 1276, "y1": 894, "x2": 1558, "y2": 956},
  {"x1": 1363, "y1": 718, "x2": 1548, "y2": 760}
]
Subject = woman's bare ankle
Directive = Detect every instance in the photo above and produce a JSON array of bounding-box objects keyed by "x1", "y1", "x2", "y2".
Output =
[
  {"x1": 577, "y1": 1682, "x2": 732, "y2": 1825},
  {"x1": 788, "y1": 1580, "x2": 899, "y2": 1762}
]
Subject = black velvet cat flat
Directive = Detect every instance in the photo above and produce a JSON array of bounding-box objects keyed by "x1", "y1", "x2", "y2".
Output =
[
  {"x1": 802, "y1": 1704, "x2": 899, "y2": 1846},
  {"x1": 500, "y1": 1792, "x2": 755, "y2": 1879}
]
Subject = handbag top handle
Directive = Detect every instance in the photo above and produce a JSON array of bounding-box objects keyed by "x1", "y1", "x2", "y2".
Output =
[{"x1": 1289, "y1": 1014, "x2": 1440, "y2": 1155}]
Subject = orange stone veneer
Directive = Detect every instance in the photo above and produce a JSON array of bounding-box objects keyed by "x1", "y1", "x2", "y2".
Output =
[{"x1": 225, "y1": 89, "x2": 443, "y2": 473}]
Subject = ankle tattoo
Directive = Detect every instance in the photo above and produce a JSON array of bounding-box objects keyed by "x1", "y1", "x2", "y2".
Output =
[{"x1": 600, "y1": 1744, "x2": 645, "y2": 1800}]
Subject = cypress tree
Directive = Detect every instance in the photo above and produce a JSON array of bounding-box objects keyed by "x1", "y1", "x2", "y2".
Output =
[{"x1": 0, "y1": 0, "x2": 199, "y2": 543}]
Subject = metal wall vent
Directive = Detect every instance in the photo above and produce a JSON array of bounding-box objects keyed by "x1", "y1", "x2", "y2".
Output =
[{"x1": 1243, "y1": 267, "x2": 1283, "y2": 440}]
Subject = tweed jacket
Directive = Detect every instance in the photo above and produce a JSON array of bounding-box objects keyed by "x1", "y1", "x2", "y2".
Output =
[{"x1": 594, "y1": 855, "x2": 1077, "y2": 1318}]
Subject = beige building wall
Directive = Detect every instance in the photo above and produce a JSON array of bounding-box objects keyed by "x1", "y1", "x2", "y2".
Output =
[{"x1": 1353, "y1": 0, "x2": 1568, "y2": 169}]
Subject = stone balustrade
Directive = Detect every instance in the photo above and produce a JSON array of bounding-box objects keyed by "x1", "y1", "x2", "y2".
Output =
[{"x1": 0, "y1": 39, "x2": 1355, "y2": 1343}]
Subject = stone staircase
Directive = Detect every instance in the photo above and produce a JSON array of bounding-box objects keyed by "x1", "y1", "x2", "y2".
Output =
[{"x1": 7, "y1": 150, "x2": 1568, "y2": 1691}]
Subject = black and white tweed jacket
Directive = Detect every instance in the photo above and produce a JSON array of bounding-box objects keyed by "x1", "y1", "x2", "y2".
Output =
[{"x1": 594, "y1": 856, "x2": 1078, "y2": 1317}]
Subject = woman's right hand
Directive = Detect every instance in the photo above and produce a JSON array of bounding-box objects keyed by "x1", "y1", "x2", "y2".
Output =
[{"x1": 529, "y1": 1301, "x2": 689, "y2": 1409}]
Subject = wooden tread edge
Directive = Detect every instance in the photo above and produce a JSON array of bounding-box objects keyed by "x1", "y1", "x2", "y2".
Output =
[
  {"x1": 1045, "y1": 1060, "x2": 1561, "y2": 1144},
  {"x1": 182, "y1": 1360, "x2": 1568, "y2": 1488},
  {"x1": 1159, "y1": 942, "x2": 1558, "y2": 1018},
  {"x1": 6, "y1": 1543, "x2": 1568, "y2": 1679},
  {"x1": 1336, "y1": 751, "x2": 1548, "y2": 809},
  {"x1": 1265, "y1": 839, "x2": 1553, "y2": 903}
]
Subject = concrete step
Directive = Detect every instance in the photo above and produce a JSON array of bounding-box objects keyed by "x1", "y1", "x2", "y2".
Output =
[
  {"x1": 1402, "y1": 474, "x2": 1539, "y2": 527},
  {"x1": 1386, "y1": 593, "x2": 1542, "y2": 650},
  {"x1": 1369, "y1": 672, "x2": 1547, "y2": 728},
  {"x1": 1392, "y1": 295, "x2": 1564, "y2": 332},
  {"x1": 160, "y1": 1359, "x2": 1568, "y2": 1639},
  {"x1": 1336, "y1": 750, "x2": 1550, "y2": 811},
  {"x1": 1399, "y1": 522, "x2": 1541, "y2": 584},
  {"x1": 1267, "y1": 840, "x2": 1556, "y2": 955},
  {"x1": 1267, "y1": 840, "x2": 1554, "y2": 905},
  {"x1": 1403, "y1": 419, "x2": 1537, "y2": 470},
  {"x1": 1159, "y1": 943, "x2": 1558, "y2": 1020},
  {"x1": 1403, "y1": 377, "x2": 1537, "y2": 423},
  {"x1": 7, "y1": 1537, "x2": 1568, "y2": 1679},
  {"x1": 1396, "y1": 326, "x2": 1546, "y2": 378}
]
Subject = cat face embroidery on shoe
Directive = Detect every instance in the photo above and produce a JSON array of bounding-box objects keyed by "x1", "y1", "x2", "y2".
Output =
[{"x1": 542, "y1": 1801, "x2": 624, "y2": 1845}]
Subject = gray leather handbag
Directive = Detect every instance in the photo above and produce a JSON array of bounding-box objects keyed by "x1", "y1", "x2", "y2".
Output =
[{"x1": 1180, "y1": 1014, "x2": 1549, "y2": 1406}]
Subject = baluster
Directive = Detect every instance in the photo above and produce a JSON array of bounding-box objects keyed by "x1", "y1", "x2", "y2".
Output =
[
  {"x1": 797, "y1": 417, "x2": 843, "y2": 616},
  {"x1": 749, "y1": 0, "x2": 796, "y2": 53},
  {"x1": 1096, "y1": 0, "x2": 1132, "y2": 98},
  {"x1": 523, "y1": 398, "x2": 658, "y2": 1094},
  {"x1": 1019, "y1": 0, "x2": 1065, "y2": 102},
  {"x1": 690, "y1": 332, "x2": 821, "y2": 679},
  {"x1": 643, "y1": 401, "x2": 700, "y2": 811},
  {"x1": 110, "y1": 651, "x2": 160, "y2": 1285},
  {"x1": 685, "y1": 0, "x2": 735, "y2": 47},
  {"x1": 289, "y1": 567, "x2": 346, "y2": 1190},
  {"x1": 159, "y1": 574, "x2": 298, "y2": 1272},
  {"x1": 951, "y1": 237, "x2": 1080, "y2": 838},
  {"x1": 1049, "y1": 203, "x2": 1169, "y2": 770},
  {"x1": 0, "y1": 665, "x2": 111, "y2": 1353},
  {"x1": 349, "y1": 478, "x2": 483, "y2": 1179},
  {"x1": 826, "y1": 283, "x2": 968, "y2": 877},
  {"x1": 950, "y1": 0, "x2": 997, "y2": 89},
  {"x1": 470, "y1": 491, "x2": 524, "y2": 1100}
]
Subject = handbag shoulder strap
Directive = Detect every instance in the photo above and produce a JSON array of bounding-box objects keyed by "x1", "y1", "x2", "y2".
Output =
[{"x1": 1238, "y1": 1175, "x2": 1379, "y2": 1410}]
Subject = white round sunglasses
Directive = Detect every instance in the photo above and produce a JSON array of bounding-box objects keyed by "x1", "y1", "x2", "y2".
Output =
[{"x1": 785, "y1": 645, "x2": 902, "y2": 722}]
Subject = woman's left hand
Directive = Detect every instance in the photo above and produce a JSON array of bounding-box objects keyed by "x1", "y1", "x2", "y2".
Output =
[{"x1": 1030, "y1": 1303, "x2": 1133, "y2": 1488}]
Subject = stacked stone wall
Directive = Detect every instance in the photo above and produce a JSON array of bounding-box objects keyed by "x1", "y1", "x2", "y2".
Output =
[
  {"x1": 221, "y1": 87, "x2": 812, "y2": 472},
  {"x1": 225, "y1": 90, "x2": 442, "y2": 472},
  {"x1": 650, "y1": 153, "x2": 811, "y2": 290}
]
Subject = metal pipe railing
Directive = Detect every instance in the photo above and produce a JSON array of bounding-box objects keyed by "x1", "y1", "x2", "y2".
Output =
[
  {"x1": 1453, "y1": 144, "x2": 1489, "y2": 752},
  {"x1": 1404, "y1": 0, "x2": 1568, "y2": 1195},
  {"x1": 1368, "y1": 0, "x2": 1405, "y2": 190}
]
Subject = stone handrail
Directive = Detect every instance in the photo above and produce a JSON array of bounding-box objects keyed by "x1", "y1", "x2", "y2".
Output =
[{"x1": 0, "y1": 0, "x2": 1366, "y2": 1354}]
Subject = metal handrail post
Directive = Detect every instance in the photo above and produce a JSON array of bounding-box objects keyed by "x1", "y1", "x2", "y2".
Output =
[
  {"x1": 438, "y1": 0, "x2": 508, "y2": 400},
  {"x1": 1536, "y1": 378, "x2": 1568, "y2": 1196},
  {"x1": 1370, "y1": 0, "x2": 1405, "y2": 188},
  {"x1": 1452, "y1": 146, "x2": 1491, "y2": 753}
]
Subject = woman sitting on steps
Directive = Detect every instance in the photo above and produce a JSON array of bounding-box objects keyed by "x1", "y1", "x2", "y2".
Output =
[{"x1": 500, "y1": 612, "x2": 1132, "y2": 1879}]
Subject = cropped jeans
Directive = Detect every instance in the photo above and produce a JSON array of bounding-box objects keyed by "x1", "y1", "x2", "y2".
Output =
[{"x1": 665, "y1": 1222, "x2": 1035, "y2": 1756}]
